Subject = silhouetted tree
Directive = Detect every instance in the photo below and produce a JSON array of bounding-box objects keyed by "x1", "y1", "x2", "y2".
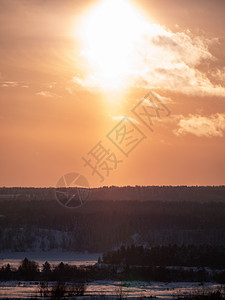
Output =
[{"x1": 18, "y1": 257, "x2": 39, "y2": 280}]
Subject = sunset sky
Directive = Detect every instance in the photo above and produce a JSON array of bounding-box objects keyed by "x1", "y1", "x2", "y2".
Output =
[{"x1": 0, "y1": 0, "x2": 225, "y2": 187}]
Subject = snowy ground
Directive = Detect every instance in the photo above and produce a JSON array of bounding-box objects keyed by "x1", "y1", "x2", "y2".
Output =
[
  {"x1": 0, "y1": 280, "x2": 224, "y2": 299},
  {"x1": 0, "y1": 253, "x2": 224, "y2": 299},
  {"x1": 0, "y1": 251, "x2": 101, "y2": 268}
]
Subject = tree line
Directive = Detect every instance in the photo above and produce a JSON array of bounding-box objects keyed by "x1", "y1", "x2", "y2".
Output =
[
  {"x1": 1, "y1": 199, "x2": 225, "y2": 252},
  {"x1": 1, "y1": 255, "x2": 225, "y2": 283},
  {"x1": 103, "y1": 244, "x2": 225, "y2": 269}
]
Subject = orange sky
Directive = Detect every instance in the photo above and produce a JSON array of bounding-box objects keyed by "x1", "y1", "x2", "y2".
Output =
[{"x1": 0, "y1": 0, "x2": 224, "y2": 187}]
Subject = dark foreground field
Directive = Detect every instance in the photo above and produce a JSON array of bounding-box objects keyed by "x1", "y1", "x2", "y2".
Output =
[{"x1": 1, "y1": 186, "x2": 225, "y2": 299}]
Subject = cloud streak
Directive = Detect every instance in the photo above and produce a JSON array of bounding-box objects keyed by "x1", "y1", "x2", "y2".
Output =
[
  {"x1": 174, "y1": 113, "x2": 225, "y2": 137},
  {"x1": 1, "y1": 81, "x2": 18, "y2": 87},
  {"x1": 36, "y1": 91, "x2": 59, "y2": 98},
  {"x1": 111, "y1": 115, "x2": 139, "y2": 124}
]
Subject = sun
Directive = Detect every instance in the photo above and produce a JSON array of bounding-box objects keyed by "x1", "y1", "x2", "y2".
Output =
[{"x1": 78, "y1": 0, "x2": 150, "y2": 91}]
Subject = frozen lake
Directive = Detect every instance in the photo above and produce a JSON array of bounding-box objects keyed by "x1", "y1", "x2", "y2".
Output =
[{"x1": 0, "y1": 280, "x2": 224, "y2": 299}]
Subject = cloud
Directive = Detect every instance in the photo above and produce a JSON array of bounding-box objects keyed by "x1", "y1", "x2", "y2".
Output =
[
  {"x1": 211, "y1": 67, "x2": 225, "y2": 83},
  {"x1": 76, "y1": 21, "x2": 225, "y2": 97},
  {"x1": 131, "y1": 29, "x2": 225, "y2": 96},
  {"x1": 65, "y1": 86, "x2": 75, "y2": 95},
  {"x1": 111, "y1": 115, "x2": 139, "y2": 124},
  {"x1": 48, "y1": 82, "x2": 57, "y2": 89},
  {"x1": 72, "y1": 75, "x2": 101, "y2": 91},
  {"x1": 36, "y1": 91, "x2": 59, "y2": 98},
  {"x1": 174, "y1": 113, "x2": 225, "y2": 137},
  {"x1": 0, "y1": 81, "x2": 29, "y2": 88},
  {"x1": 1, "y1": 81, "x2": 18, "y2": 87},
  {"x1": 147, "y1": 91, "x2": 172, "y2": 103}
]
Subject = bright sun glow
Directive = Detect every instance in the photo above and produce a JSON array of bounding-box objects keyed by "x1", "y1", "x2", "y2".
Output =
[{"x1": 79, "y1": 0, "x2": 153, "y2": 91}]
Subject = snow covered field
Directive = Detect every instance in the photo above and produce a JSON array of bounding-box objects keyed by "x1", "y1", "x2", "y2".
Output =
[
  {"x1": 0, "y1": 280, "x2": 224, "y2": 299},
  {"x1": 0, "y1": 252, "x2": 224, "y2": 299}
]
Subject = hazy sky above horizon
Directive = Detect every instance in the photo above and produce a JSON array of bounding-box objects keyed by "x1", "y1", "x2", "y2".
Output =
[{"x1": 0, "y1": 0, "x2": 225, "y2": 187}]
